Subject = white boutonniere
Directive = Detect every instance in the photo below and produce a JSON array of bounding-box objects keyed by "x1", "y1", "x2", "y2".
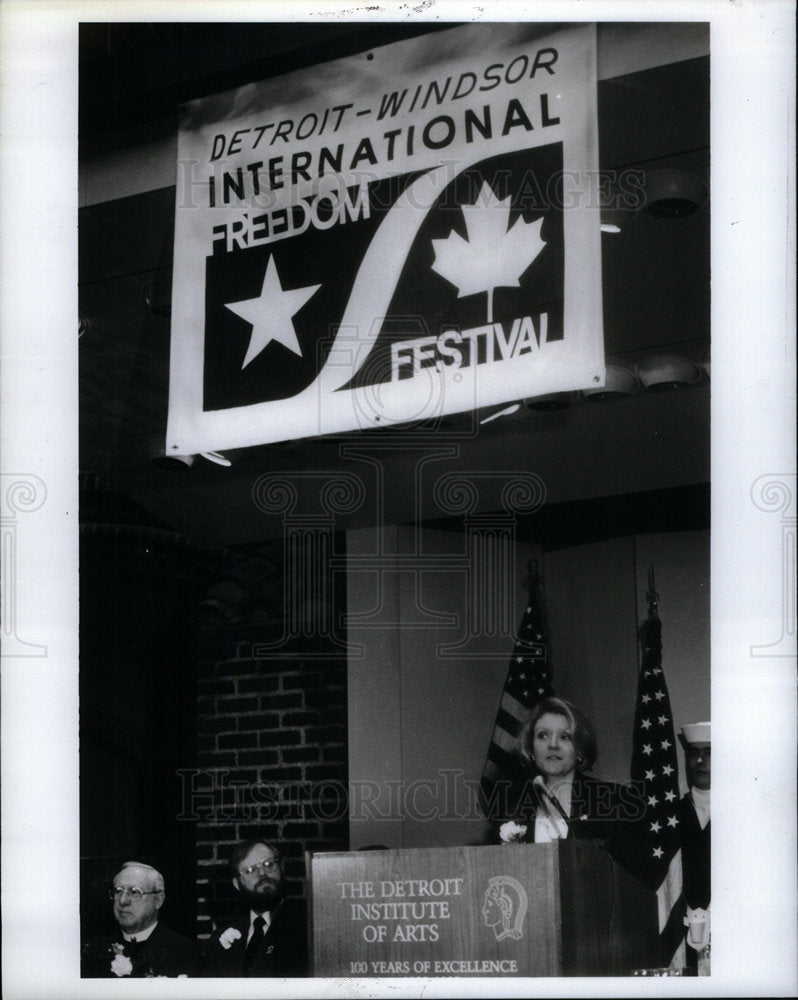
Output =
[
  {"x1": 219, "y1": 927, "x2": 242, "y2": 950},
  {"x1": 110, "y1": 943, "x2": 133, "y2": 977},
  {"x1": 499, "y1": 820, "x2": 528, "y2": 843}
]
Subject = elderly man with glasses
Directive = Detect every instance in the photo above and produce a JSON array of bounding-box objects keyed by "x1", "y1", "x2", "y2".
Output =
[
  {"x1": 202, "y1": 839, "x2": 308, "y2": 977},
  {"x1": 81, "y1": 861, "x2": 199, "y2": 977}
]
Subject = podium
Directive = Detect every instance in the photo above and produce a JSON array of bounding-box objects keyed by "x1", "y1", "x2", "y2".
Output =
[{"x1": 310, "y1": 841, "x2": 659, "y2": 977}]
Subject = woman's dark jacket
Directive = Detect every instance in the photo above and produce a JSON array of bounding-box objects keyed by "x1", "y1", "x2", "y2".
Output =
[{"x1": 496, "y1": 771, "x2": 646, "y2": 872}]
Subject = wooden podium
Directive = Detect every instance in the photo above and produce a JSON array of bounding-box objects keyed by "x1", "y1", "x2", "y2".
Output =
[{"x1": 310, "y1": 841, "x2": 659, "y2": 977}]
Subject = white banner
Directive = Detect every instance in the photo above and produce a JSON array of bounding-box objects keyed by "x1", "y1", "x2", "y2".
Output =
[{"x1": 167, "y1": 22, "x2": 604, "y2": 454}]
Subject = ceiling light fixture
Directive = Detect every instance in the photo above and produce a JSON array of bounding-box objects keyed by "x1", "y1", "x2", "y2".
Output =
[
  {"x1": 151, "y1": 452, "x2": 195, "y2": 470},
  {"x1": 582, "y1": 363, "x2": 640, "y2": 400},
  {"x1": 643, "y1": 169, "x2": 707, "y2": 218},
  {"x1": 636, "y1": 354, "x2": 702, "y2": 391},
  {"x1": 524, "y1": 391, "x2": 580, "y2": 411}
]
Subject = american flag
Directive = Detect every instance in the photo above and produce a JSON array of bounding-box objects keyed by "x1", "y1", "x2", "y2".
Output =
[
  {"x1": 630, "y1": 568, "x2": 686, "y2": 967},
  {"x1": 480, "y1": 560, "x2": 554, "y2": 819}
]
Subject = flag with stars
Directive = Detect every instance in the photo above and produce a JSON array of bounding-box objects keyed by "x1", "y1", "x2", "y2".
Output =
[
  {"x1": 630, "y1": 568, "x2": 686, "y2": 967},
  {"x1": 480, "y1": 560, "x2": 554, "y2": 819}
]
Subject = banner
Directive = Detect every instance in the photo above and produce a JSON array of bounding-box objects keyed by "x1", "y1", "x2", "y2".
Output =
[{"x1": 167, "y1": 23, "x2": 603, "y2": 454}]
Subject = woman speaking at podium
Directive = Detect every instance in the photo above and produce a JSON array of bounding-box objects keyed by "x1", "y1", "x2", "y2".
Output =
[{"x1": 498, "y1": 696, "x2": 641, "y2": 857}]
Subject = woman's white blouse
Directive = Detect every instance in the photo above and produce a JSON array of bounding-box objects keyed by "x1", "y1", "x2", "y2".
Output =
[
  {"x1": 534, "y1": 810, "x2": 569, "y2": 842},
  {"x1": 533, "y1": 778, "x2": 573, "y2": 842}
]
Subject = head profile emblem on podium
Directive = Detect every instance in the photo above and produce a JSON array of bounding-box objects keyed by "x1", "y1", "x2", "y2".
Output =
[{"x1": 482, "y1": 876, "x2": 529, "y2": 941}]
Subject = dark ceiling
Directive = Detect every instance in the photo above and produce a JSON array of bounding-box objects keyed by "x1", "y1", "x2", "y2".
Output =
[
  {"x1": 78, "y1": 23, "x2": 709, "y2": 550},
  {"x1": 79, "y1": 22, "x2": 459, "y2": 153}
]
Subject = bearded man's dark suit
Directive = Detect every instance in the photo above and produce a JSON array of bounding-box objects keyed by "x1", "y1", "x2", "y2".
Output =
[
  {"x1": 81, "y1": 921, "x2": 200, "y2": 977},
  {"x1": 203, "y1": 897, "x2": 308, "y2": 977}
]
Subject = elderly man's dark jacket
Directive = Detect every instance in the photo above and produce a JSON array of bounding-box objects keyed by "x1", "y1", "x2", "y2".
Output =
[
  {"x1": 81, "y1": 921, "x2": 200, "y2": 977},
  {"x1": 202, "y1": 897, "x2": 309, "y2": 977}
]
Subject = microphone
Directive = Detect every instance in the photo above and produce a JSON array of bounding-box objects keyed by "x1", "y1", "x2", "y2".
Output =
[{"x1": 533, "y1": 775, "x2": 576, "y2": 838}]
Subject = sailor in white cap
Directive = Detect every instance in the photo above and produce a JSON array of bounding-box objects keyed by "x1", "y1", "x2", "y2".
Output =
[{"x1": 678, "y1": 721, "x2": 711, "y2": 974}]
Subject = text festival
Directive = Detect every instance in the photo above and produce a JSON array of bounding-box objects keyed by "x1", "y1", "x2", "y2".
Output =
[{"x1": 391, "y1": 316, "x2": 550, "y2": 381}]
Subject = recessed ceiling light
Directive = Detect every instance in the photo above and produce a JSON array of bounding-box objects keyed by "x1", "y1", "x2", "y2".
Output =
[
  {"x1": 636, "y1": 354, "x2": 702, "y2": 390},
  {"x1": 643, "y1": 169, "x2": 707, "y2": 217}
]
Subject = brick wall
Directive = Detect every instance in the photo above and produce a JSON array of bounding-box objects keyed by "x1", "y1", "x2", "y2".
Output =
[{"x1": 192, "y1": 641, "x2": 348, "y2": 938}]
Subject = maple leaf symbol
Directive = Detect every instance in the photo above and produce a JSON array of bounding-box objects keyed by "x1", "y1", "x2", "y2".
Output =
[{"x1": 431, "y1": 181, "x2": 546, "y2": 323}]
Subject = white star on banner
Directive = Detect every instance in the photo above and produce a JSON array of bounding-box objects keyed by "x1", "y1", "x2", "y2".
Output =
[
  {"x1": 641, "y1": 694, "x2": 651, "y2": 704},
  {"x1": 652, "y1": 846, "x2": 664, "y2": 859},
  {"x1": 662, "y1": 764, "x2": 674, "y2": 776},
  {"x1": 650, "y1": 821, "x2": 661, "y2": 833},
  {"x1": 658, "y1": 714, "x2": 668, "y2": 725},
  {"x1": 654, "y1": 690, "x2": 665, "y2": 701},
  {"x1": 647, "y1": 795, "x2": 659, "y2": 808},
  {"x1": 642, "y1": 743, "x2": 653, "y2": 756},
  {"x1": 226, "y1": 255, "x2": 321, "y2": 368},
  {"x1": 641, "y1": 718, "x2": 652, "y2": 730},
  {"x1": 664, "y1": 789, "x2": 676, "y2": 802},
  {"x1": 645, "y1": 770, "x2": 655, "y2": 781},
  {"x1": 667, "y1": 815, "x2": 679, "y2": 828},
  {"x1": 660, "y1": 738, "x2": 672, "y2": 750}
]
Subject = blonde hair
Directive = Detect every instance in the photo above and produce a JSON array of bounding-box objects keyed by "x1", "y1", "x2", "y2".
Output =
[{"x1": 517, "y1": 697, "x2": 598, "y2": 771}]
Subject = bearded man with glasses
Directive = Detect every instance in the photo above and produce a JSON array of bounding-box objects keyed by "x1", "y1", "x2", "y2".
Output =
[
  {"x1": 81, "y1": 861, "x2": 199, "y2": 977},
  {"x1": 202, "y1": 839, "x2": 308, "y2": 977}
]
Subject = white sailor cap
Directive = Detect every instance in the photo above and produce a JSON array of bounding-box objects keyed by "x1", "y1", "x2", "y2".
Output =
[{"x1": 679, "y1": 721, "x2": 711, "y2": 745}]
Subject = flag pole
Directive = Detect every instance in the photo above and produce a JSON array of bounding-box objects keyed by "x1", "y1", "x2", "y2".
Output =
[
  {"x1": 630, "y1": 564, "x2": 685, "y2": 968},
  {"x1": 647, "y1": 565, "x2": 659, "y2": 620},
  {"x1": 479, "y1": 556, "x2": 553, "y2": 819}
]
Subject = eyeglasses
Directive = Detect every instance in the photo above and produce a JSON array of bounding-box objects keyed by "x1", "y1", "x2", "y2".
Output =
[
  {"x1": 109, "y1": 886, "x2": 161, "y2": 902},
  {"x1": 239, "y1": 857, "x2": 281, "y2": 877}
]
